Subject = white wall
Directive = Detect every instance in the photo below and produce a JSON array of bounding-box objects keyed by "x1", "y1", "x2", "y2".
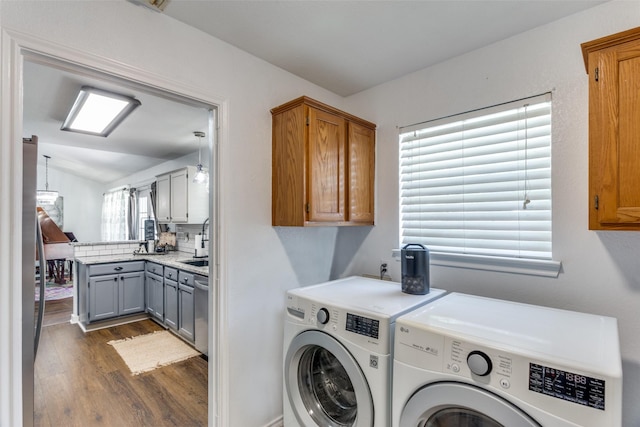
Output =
[
  {"x1": 36, "y1": 164, "x2": 103, "y2": 242},
  {"x1": 106, "y1": 151, "x2": 199, "y2": 190},
  {"x1": 1, "y1": 1, "x2": 345, "y2": 426},
  {"x1": 344, "y1": 1, "x2": 640, "y2": 425},
  {"x1": 5, "y1": 1, "x2": 638, "y2": 426}
]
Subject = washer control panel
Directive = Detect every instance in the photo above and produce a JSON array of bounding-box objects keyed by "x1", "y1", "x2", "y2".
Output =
[
  {"x1": 286, "y1": 293, "x2": 390, "y2": 350},
  {"x1": 345, "y1": 312, "x2": 380, "y2": 339}
]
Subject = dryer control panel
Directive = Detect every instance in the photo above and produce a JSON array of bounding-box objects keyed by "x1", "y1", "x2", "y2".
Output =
[
  {"x1": 528, "y1": 363, "x2": 606, "y2": 410},
  {"x1": 443, "y1": 338, "x2": 514, "y2": 387}
]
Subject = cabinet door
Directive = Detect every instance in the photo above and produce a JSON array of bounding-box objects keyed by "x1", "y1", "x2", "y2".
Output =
[
  {"x1": 164, "y1": 279, "x2": 179, "y2": 331},
  {"x1": 119, "y1": 271, "x2": 145, "y2": 316},
  {"x1": 178, "y1": 283, "x2": 195, "y2": 342},
  {"x1": 145, "y1": 273, "x2": 164, "y2": 320},
  {"x1": 588, "y1": 37, "x2": 640, "y2": 229},
  {"x1": 170, "y1": 169, "x2": 189, "y2": 222},
  {"x1": 89, "y1": 274, "x2": 119, "y2": 322},
  {"x1": 156, "y1": 174, "x2": 171, "y2": 222},
  {"x1": 272, "y1": 104, "x2": 306, "y2": 226},
  {"x1": 307, "y1": 107, "x2": 346, "y2": 222},
  {"x1": 347, "y1": 121, "x2": 375, "y2": 224}
]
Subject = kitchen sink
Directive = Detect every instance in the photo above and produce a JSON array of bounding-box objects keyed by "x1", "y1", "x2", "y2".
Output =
[{"x1": 180, "y1": 259, "x2": 209, "y2": 267}]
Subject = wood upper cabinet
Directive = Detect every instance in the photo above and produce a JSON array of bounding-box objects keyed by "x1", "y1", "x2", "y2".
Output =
[
  {"x1": 582, "y1": 27, "x2": 640, "y2": 230},
  {"x1": 271, "y1": 96, "x2": 376, "y2": 226}
]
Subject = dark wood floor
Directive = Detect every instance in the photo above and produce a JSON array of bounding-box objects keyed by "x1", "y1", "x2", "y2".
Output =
[
  {"x1": 34, "y1": 319, "x2": 208, "y2": 426},
  {"x1": 36, "y1": 297, "x2": 73, "y2": 327}
]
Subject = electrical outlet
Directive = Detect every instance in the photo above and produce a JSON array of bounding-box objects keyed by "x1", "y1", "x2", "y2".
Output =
[{"x1": 379, "y1": 261, "x2": 388, "y2": 280}]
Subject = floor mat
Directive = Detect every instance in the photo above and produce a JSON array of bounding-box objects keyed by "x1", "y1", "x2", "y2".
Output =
[
  {"x1": 107, "y1": 330, "x2": 200, "y2": 375},
  {"x1": 35, "y1": 282, "x2": 73, "y2": 301}
]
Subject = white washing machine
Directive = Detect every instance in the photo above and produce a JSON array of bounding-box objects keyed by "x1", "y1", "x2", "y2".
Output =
[
  {"x1": 283, "y1": 276, "x2": 446, "y2": 427},
  {"x1": 392, "y1": 292, "x2": 622, "y2": 427}
]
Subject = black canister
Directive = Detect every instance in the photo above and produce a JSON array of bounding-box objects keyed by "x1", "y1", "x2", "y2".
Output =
[{"x1": 401, "y1": 243, "x2": 430, "y2": 295}]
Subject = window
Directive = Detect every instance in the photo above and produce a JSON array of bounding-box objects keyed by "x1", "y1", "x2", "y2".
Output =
[
  {"x1": 137, "y1": 194, "x2": 149, "y2": 240},
  {"x1": 101, "y1": 188, "x2": 130, "y2": 241},
  {"x1": 136, "y1": 188, "x2": 156, "y2": 241},
  {"x1": 399, "y1": 93, "x2": 560, "y2": 277}
]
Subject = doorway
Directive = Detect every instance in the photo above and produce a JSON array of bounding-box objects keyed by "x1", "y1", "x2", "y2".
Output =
[{"x1": 18, "y1": 47, "x2": 220, "y2": 427}]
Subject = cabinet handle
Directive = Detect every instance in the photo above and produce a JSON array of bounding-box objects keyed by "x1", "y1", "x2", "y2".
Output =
[
  {"x1": 114, "y1": 266, "x2": 123, "y2": 271},
  {"x1": 113, "y1": 277, "x2": 117, "y2": 282}
]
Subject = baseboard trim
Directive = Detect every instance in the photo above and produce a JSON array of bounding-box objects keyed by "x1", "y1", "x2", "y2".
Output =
[
  {"x1": 79, "y1": 313, "x2": 150, "y2": 333},
  {"x1": 263, "y1": 415, "x2": 283, "y2": 427}
]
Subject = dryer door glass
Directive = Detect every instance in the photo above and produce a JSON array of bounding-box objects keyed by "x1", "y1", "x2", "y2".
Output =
[
  {"x1": 299, "y1": 345, "x2": 356, "y2": 426},
  {"x1": 400, "y1": 382, "x2": 541, "y2": 427},
  {"x1": 424, "y1": 408, "x2": 500, "y2": 426}
]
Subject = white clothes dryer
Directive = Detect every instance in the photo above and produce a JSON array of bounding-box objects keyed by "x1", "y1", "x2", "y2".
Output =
[
  {"x1": 392, "y1": 293, "x2": 622, "y2": 427},
  {"x1": 283, "y1": 276, "x2": 446, "y2": 427}
]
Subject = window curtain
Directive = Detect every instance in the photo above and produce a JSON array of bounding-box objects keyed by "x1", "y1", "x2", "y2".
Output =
[
  {"x1": 149, "y1": 182, "x2": 161, "y2": 236},
  {"x1": 101, "y1": 188, "x2": 130, "y2": 241},
  {"x1": 128, "y1": 188, "x2": 137, "y2": 240}
]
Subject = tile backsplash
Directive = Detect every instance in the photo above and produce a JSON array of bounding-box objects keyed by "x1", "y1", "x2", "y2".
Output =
[
  {"x1": 174, "y1": 224, "x2": 209, "y2": 256},
  {"x1": 73, "y1": 241, "x2": 141, "y2": 258},
  {"x1": 72, "y1": 222, "x2": 210, "y2": 259}
]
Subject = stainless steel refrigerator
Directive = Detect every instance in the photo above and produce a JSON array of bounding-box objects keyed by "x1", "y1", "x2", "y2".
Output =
[{"x1": 22, "y1": 135, "x2": 46, "y2": 427}]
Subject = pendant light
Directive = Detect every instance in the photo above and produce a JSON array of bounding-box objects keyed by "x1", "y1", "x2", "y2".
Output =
[
  {"x1": 37, "y1": 155, "x2": 59, "y2": 203},
  {"x1": 193, "y1": 131, "x2": 208, "y2": 185}
]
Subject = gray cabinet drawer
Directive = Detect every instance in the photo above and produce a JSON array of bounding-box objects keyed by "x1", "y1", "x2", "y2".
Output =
[
  {"x1": 89, "y1": 261, "x2": 145, "y2": 276},
  {"x1": 164, "y1": 267, "x2": 178, "y2": 281},
  {"x1": 146, "y1": 262, "x2": 163, "y2": 276},
  {"x1": 178, "y1": 270, "x2": 194, "y2": 287}
]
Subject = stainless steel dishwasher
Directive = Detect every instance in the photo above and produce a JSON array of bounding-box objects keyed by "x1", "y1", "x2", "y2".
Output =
[{"x1": 194, "y1": 274, "x2": 209, "y2": 357}]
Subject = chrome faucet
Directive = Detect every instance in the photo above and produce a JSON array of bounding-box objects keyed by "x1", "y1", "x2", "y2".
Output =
[{"x1": 201, "y1": 218, "x2": 209, "y2": 248}]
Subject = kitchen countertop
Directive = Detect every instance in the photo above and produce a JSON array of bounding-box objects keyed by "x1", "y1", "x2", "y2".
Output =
[
  {"x1": 72, "y1": 240, "x2": 143, "y2": 247},
  {"x1": 74, "y1": 251, "x2": 209, "y2": 276}
]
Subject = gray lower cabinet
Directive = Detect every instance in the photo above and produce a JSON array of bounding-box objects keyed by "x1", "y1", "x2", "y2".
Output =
[
  {"x1": 164, "y1": 267, "x2": 179, "y2": 331},
  {"x1": 145, "y1": 262, "x2": 164, "y2": 321},
  {"x1": 87, "y1": 261, "x2": 145, "y2": 323},
  {"x1": 178, "y1": 271, "x2": 195, "y2": 342},
  {"x1": 119, "y1": 271, "x2": 146, "y2": 315}
]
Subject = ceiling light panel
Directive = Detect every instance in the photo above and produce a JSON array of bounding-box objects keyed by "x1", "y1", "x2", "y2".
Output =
[{"x1": 61, "y1": 86, "x2": 141, "y2": 137}]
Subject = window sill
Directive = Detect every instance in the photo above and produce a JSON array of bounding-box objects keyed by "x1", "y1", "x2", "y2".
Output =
[{"x1": 392, "y1": 250, "x2": 561, "y2": 278}]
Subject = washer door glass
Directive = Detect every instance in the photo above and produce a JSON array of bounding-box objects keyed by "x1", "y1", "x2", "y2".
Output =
[
  {"x1": 299, "y1": 345, "x2": 357, "y2": 425},
  {"x1": 285, "y1": 330, "x2": 374, "y2": 427}
]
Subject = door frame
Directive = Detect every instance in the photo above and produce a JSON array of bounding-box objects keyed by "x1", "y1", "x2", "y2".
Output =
[{"x1": 0, "y1": 28, "x2": 228, "y2": 427}]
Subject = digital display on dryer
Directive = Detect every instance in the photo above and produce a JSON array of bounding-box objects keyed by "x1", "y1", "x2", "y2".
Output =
[
  {"x1": 529, "y1": 363, "x2": 605, "y2": 410},
  {"x1": 345, "y1": 313, "x2": 379, "y2": 339}
]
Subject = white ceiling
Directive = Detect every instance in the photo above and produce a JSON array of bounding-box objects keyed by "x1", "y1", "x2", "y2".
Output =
[
  {"x1": 163, "y1": 0, "x2": 605, "y2": 96},
  {"x1": 24, "y1": 0, "x2": 605, "y2": 183},
  {"x1": 23, "y1": 61, "x2": 210, "y2": 184}
]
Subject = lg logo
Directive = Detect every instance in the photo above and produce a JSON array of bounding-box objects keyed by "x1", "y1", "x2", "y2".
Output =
[{"x1": 400, "y1": 326, "x2": 409, "y2": 333}]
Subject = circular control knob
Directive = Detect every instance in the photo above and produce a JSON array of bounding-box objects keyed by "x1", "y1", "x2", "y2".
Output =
[
  {"x1": 316, "y1": 308, "x2": 330, "y2": 324},
  {"x1": 467, "y1": 351, "x2": 492, "y2": 376}
]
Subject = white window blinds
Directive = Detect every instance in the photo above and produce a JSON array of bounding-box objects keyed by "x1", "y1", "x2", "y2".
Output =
[{"x1": 399, "y1": 93, "x2": 552, "y2": 261}]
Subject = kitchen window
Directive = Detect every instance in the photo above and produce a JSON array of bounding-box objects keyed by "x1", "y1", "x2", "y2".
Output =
[
  {"x1": 136, "y1": 188, "x2": 156, "y2": 240},
  {"x1": 101, "y1": 187, "x2": 132, "y2": 241},
  {"x1": 399, "y1": 93, "x2": 560, "y2": 277}
]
